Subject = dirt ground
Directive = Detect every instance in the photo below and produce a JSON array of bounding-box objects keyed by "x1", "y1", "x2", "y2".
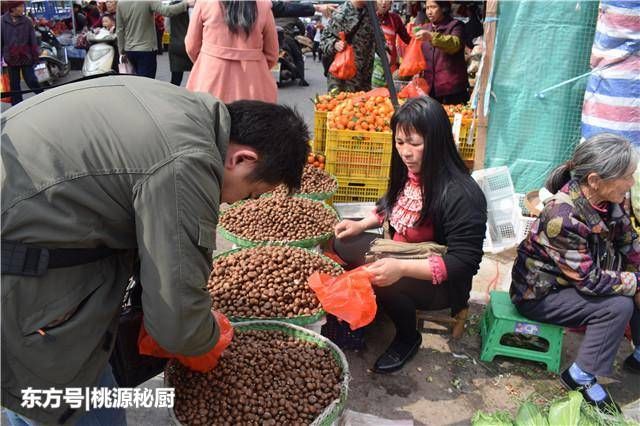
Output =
[{"x1": 344, "y1": 304, "x2": 640, "y2": 425}]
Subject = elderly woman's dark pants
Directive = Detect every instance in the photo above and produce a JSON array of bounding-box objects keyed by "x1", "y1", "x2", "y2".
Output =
[
  {"x1": 516, "y1": 287, "x2": 640, "y2": 376},
  {"x1": 334, "y1": 233, "x2": 449, "y2": 342}
]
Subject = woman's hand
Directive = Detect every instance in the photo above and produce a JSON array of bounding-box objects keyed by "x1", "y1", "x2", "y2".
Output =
[
  {"x1": 334, "y1": 40, "x2": 345, "y2": 52},
  {"x1": 366, "y1": 258, "x2": 405, "y2": 287},
  {"x1": 414, "y1": 29, "x2": 432, "y2": 42},
  {"x1": 334, "y1": 219, "x2": 365, "y2": 239}
]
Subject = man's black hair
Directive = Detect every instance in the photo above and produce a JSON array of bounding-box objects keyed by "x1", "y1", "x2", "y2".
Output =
[{"x1": 226, "y1": 100, "x2": 310, "y2": 191}]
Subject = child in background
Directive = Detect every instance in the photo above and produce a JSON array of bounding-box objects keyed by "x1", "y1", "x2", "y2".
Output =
[{"x1": 101, "y1": 14, "x2": 115, "y2": 32}]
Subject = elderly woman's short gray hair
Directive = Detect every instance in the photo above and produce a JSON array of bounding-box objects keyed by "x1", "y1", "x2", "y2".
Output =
[{"x1": 545, "y1": 133, "x2": 639, "y2": 193}]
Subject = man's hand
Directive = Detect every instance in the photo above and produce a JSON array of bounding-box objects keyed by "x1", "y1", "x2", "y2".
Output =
[
  {"x1": 334, "y1": 40, "x2": 345, "y2": 52},
  {"x1": 334, "y1": 219, "x2": 365, "y2": 239},
  {"x1": 314, "y1": 4, "x2": 336, "y2": 18},
  {"x1": 366, "y1": 258, "x2": 405, "y2": 287},
  {"x1": 635, "y1": 290, "x2": 640, "y2": 309}
]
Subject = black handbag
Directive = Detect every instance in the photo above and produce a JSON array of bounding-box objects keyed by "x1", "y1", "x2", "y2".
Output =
[{"x1": 109, "y1": 271, "x2": 167, "y2": 387}]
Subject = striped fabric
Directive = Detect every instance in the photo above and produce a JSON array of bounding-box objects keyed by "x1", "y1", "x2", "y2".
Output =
[{"x1": 581, "y1": 0, "x2": 640, "y2": 145}]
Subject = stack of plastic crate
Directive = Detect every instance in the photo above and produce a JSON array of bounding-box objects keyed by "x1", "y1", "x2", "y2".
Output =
[
  {"x1": 325, "y1": 128, "x2": 392, "y2": 204},
  {"x1": 516, "y1": 193, "x2": 537, "y2": 243},
  {"x1": 313, "y1": 109, "x2": 328, "y2": 153},
  {"x1": 472, "y1": 166, "x2": 525, "y2": 253}
]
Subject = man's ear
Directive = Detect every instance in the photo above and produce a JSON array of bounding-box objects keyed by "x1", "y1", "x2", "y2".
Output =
[{"x1": 225, "y1": 147, "x2": 259, "y2": 170}]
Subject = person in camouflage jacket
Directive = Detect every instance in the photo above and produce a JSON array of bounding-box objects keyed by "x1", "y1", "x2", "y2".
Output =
[
  {"x1": 510, "y1": 134, "x2": 640, "y2": 410},
  {"x1": 320, "y1": 0, "x2": 374, "y2": 92}
]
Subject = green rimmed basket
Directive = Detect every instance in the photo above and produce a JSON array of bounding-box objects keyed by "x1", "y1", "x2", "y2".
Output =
[
  {"x1": 210, "y1": 247, "x2": 343, "y2": 326},
  {"x1": 166, "y1": 320, "x2": 350, "y2": 426},
  {"x1": 217, "y1": 197, "x2": 340, "y2": 249}
]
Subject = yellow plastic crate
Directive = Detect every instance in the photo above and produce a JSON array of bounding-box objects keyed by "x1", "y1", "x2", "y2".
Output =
[
  {"x1": 331, "y1": 176, "x2": 389, "y2": 204},
  {"x1": 325, "y1": 129, "x2": 393, "y2": 179},
  {"x1": 313, "y1": 110, "x2": 328, "y2": 153},
  {"x1": 452, "y1": 117, "x2": 477, "y2": 161}
]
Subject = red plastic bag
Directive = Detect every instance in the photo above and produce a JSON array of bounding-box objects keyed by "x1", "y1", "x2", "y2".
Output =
[
  {"x1": 398, "y1": 37, "x2": 427, "y2": 78},
  {"x1": 1, "y1": 72, "x2": 11, "y2": 104},
  {"x1": 398, "y1": 77, "x2": 430, "y2": 99},
  {"x1": 308, "y1": 266, "x2": 376, "y2": 330},
  {"x1": 364, "y1": 87, "x2": 390, "y2": 98},
  {"x1": 329, "y1": 32, "x2": 357, "y2": 81},
  {"x1": 138, "y1": 311, "x2": 234, "y2": 372}
]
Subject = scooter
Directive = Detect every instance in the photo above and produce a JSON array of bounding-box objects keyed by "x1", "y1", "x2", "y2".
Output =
[
  {"x1": 34, "y1": 22, "x2": 70, "y2": 84},
  {"x1": 82, "y1": 29, "x2": 117, "y2": 76}
]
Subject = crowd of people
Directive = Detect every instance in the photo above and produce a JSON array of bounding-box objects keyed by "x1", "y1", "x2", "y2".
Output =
[{"x1": 2, "y1": 0, "x2": 484, "y2": 106}]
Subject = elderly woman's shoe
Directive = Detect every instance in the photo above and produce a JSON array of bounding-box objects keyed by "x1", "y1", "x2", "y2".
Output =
[
  {"x1": 560, "y1": 368, "x2": 621, "y2": 414},
  {"x1": 373, "y1": 331, "x2": 422, "y2": 374},
  {"x1": 623, "y1": 354, "x2": 640, "y2": 374}
]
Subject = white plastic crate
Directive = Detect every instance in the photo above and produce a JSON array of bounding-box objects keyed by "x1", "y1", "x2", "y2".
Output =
[
  {"x1": 483, "y1": 199, "x2": 521, "y2": 253},
  {"x1": 472, "y1": 166, "x2": 515, "y2": 207},
  {"x1": 518, "y1": 216, "x2": 537, "y2": 242}
]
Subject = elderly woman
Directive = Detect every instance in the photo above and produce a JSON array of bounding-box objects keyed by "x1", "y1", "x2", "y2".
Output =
[{"x1": 511, "y1": 134, "x2": 640, "y2": 412}]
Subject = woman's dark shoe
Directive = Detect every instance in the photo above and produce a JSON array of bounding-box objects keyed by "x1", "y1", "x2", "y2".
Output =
[
  {"x1": 623, "y1": 354, "x2": 640, "y2": 374},
  {"x1": 559, "y1": 368, "x2": 621, "y2": 414},
  {"x1": 373, "y1": 332, "x2": 422, "y2": 374}
]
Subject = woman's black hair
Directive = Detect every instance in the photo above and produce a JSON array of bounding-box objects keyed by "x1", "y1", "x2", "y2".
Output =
[
  {"x1": 221, "y1": 1, "x2": 257, "y2": 37},
  {"x1": 434, "y1": 1, "x2": 452, "y2": 15},
  {"x1": 377, "y1": 96, "x2": 471, "y2": 225}
]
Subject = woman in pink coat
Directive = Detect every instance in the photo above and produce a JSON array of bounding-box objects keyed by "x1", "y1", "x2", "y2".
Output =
[{"x1": 185, "y1": 0, "x2": 278, "y2": 103}]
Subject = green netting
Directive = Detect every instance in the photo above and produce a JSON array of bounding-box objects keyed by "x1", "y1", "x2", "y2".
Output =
[{"x1": 485, "y1": 1, "x2": 598, "y2": 193}]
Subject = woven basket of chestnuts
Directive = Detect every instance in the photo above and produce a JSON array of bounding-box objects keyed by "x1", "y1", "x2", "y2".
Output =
[
  {"x1": 217, "y1": 196, "x2": 339, "y2": 248},
  {"x1": 267, "y1": 165, "x2": 338, "y2": 201},
  {"x1": 208, "y1": 246, "x2": 343, "y2": 326},
  {"x1": 165, "y1": 320, "x2": 350, "y2": 426}
]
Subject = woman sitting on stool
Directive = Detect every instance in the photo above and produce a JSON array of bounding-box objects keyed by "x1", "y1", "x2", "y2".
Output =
[
  {"x1": 510, "y1": 134, "x2": 640, "y2": 412},
  {"x1": 333, "y1": 97, "x2": 487, "y2": 373}
]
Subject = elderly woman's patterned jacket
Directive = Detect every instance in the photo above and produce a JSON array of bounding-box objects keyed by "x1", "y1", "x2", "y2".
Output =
[{"x1": 511, "y1": 179, "x2": 640, "y2": 304}]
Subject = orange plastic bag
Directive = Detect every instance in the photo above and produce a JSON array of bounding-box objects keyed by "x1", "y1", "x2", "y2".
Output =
[
  {"x1": 138, "y1": 311, "x2": 234, "y2": 372},
  {"x1": 398, "y1": 37, "x2": 427, "y2": 78},
  {"x1": 308, "y1": 266, "x2": 376, "y2": 330},
  {"x1": 329, "y1": 32, "x2": 357, "y2": 81},
  {"x1": 398, "y1": 77, "x2": 430, "y2": 99},
  {"x1": 1, "y1": 72, "x2": 11, "y2": 104},
  {"x1": 364, "y1": 87, "x2": 390, "y2": 98}
]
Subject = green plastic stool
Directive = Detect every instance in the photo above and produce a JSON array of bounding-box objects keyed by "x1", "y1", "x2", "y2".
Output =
[{"x1": 480, "y1": 291, "x2": 564, "y2": 373}]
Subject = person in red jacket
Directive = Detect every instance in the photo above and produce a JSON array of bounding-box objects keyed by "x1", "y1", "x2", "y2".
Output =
[
  {"x1": 376, "y1": 0, "x2": 411, "y2": 73},
  {"x1": 1, "y1": 1, "x2": 42, "y2": 106},
  {"x1": 415, "y1": 0, "x2": 469, "y2": 105}
]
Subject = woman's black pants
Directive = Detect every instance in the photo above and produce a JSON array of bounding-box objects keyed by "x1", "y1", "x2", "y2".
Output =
[{"x1": 334, "y1": 233, "x2": 449, "y2": 342}]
